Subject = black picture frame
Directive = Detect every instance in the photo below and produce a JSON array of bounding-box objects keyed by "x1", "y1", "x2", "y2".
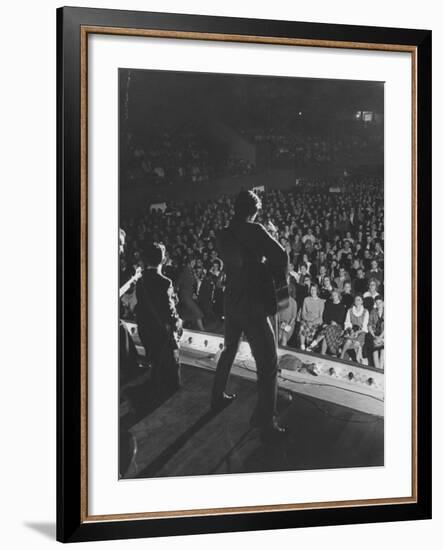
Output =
[{"x1": 57, "y1": 6, "x2": 432, "y2": 543}]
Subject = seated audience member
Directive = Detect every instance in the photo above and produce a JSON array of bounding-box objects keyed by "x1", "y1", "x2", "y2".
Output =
[
  {"x1": 338, "y1": 239, "x2": 353, "y2": 259},
  {"x1": 329, "y1": 259, "x2": 339, "y2": 280},
  {"x1": 287, "y1": 261, "x2": 299, "y2": 287},
  {"x1": 362, "y1": 249, "x2": 372, "y2": 271},
  {"x1": 308, "y1": 289, "x2": 346, "y2": 356},
  {"x1": 353, "y1": 267, "x2": 368, "y2": 295},
  {"x1": 291, "y1": 234, "x2": 303, "y2": 266},
  {"x1": 301, "y1": 253, "x2": 312, "y2": 274},
  {"x1": 176, "y1": 258, "x2": 205, "y2": 331},
  {"x1": 367, "y1": 296, "x2": 385, "y2": 369},
  {"x1": 296, "y1": 262, "x2": 309, "y2": 282},
  {"x1": 334, "y1": 266, "x2": 351, "y2": 293},
  {"x1": 278, "y1": 286, "x2": 298, "y2": 346},
  {"x1": 341, "y1": 295, "x2": 369, "y2": 364},
  {"x1": 373, "y1": 240, "x2": 384, "y2": 263},
  {"x1": 319, "y1": 275, "x2": 336, "y2": 301},
  {"x1": 341, "y1": 281, "x2": 354, "y2": 310},
  {"x1": 197, "y1": 270, "x2": 217, "y2": 328},
  {"x1": 366, "y1": 259, "x2": 384, "y2": 289},
  {"x1": 316, "y1": 264, "x2": 328, "y2": 287},
  {"x1": 302, "y1": 228, "x2": 316, "y2": 246},
  {"x1": 299, "y1": 284, "x2": 325, "y2": 350},
  {"x1": 349, "y1": 258, "x2": 362, "y2": 280},
  {"x1": 295, "y1": 273, "x2": 311, "y2": 312},
  {"x1": 363, "y1": 279, "x2": 381, "y2": 312}
]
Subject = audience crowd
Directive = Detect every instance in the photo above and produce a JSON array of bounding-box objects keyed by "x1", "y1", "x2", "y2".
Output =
[
  {"x1": 124, "y1": 130, "x2": 213, "y2": 187},
  {"x1": 120, "y1": 176, "x2": 385, "y2": 369},
  {"x1": 123, "y1": 127, "x2": 382, "y2": 187},
  {"x1": 242, "y1": 128, "x2": 383, "y2": 170}
]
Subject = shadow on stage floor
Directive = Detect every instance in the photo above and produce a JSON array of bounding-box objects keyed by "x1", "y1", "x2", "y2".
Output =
[{"x1": 120, "y1": 364, "x2": 384, "y2": 479}]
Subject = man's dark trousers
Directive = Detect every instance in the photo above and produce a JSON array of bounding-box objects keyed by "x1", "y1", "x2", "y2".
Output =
[{"x1": 211, "y1": 304, "x2": 278, "y2": 429}]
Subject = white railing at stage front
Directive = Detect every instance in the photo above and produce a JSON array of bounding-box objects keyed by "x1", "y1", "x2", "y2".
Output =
[{"x1": 120, "y1": 321, "x2": 384, "y2": 418}]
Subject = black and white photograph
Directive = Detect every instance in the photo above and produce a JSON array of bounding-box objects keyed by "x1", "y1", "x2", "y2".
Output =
[
  {"x1": 118, "y1": 69, "x2": 385, "y2": 479},
  {"x1": 0, "y1": 0, "x2": 435, "y2": 545}
]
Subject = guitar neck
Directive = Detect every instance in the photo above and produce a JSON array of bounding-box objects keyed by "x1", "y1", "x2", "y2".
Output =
[{"x1": 119, "y1": 275, "x2": 137, "y2": 298}]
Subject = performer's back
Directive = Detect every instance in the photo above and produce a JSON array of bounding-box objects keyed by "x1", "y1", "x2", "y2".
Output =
[
  {"x1": 212, "y1": 210, "x2": 288, "y2": 437},
  {"x1": 136, "y1": 269, "x2": 178, "y2": 337},
  {"x1": 217, "y1": 220, "x2": 287, "y2": 315}
]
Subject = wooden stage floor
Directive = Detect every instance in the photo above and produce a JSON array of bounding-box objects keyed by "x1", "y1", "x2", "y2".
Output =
[{"x1": 121, "y1": 364, "x2": 384, "y2": 479}]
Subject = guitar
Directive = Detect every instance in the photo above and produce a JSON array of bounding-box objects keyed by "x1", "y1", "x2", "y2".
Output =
[
  {"x1": 119, "y1": 267, "x2": 143, "y2": 298},
  {"x1": 260, "y1": 259, "x2": 290, "y2": 316},
  {"x1": 230, "y1": 222, "x2": 289, "y2": 317}
]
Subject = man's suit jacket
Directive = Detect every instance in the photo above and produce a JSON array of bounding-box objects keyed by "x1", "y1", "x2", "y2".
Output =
[
  {"x1": 217, "y1": 220, "x2": 288, "y2": 316},
  {"x1": 136, "y1": 269, "x2": 180, "y2": 350}
]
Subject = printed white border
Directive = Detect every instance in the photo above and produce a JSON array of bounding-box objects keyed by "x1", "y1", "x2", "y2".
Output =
[{"x1": 88, "y1": 34, "x2": 412, "y2": 515}]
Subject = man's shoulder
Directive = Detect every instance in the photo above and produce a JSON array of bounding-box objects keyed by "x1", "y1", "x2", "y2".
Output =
[
  {"x1": 145, "y1": 270, "x2": 172, "y2": 288},
  {"x1": 224, "y1": 220, "x2": 265, "y2": 232},
  {"x1": 249, "y1": 221, "x2": 266, "y2": 231},
  {"x1": 218, "y1": 221, "x2": 265, "y2": 244}
]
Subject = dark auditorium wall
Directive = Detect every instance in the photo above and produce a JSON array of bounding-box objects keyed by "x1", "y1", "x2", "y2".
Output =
[
  {"x1": 120, "y1": 169, "x2": 296, "y2": 216},
  {"x1": 119, "y1": 162, "x2": 382, "y2": 217},
  {"x1": 207, "y1": 120, "x2": 256, "y2": 165}
]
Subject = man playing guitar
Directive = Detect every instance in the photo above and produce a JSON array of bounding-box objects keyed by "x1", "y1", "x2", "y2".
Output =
[{"x1": 210, "y1": 190, "x2": 289, "y2": 441}]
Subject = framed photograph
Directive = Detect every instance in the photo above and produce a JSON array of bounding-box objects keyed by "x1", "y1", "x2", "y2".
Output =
[{"x1": 57, "y1": 6, "x2": 432, "y2": 543}]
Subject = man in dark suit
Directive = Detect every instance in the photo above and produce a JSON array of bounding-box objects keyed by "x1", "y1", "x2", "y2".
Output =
[
  {"x1": 295, "y1": 273, "x2": 311, "y2": 312},
  {"x1": 211, "y1": 190, "x2": 289, "y2": 441},
  {"x1": 136, "y1": 243, "x2": 182, "y2": 398}
]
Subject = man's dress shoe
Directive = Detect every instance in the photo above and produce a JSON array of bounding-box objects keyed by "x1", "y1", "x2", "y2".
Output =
[{"x1": 211, "y1": 392, "x2": 237, "y2": 410}]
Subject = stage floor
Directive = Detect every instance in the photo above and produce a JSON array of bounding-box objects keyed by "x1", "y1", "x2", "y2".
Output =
[{"x1": 121, "y1": 364, "x2": 384, "y2": 479}]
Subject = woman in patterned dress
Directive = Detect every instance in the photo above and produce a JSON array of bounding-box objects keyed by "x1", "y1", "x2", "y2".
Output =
[
  {"x1": 299, "y1": 284, "x2": 325, "y2": 350},
  {"x1": 308, "y1": 289, "x2": 346, "y2": 355},
  {"x1": 367, "y1": 296, "x2": 385, "y2": 369},
  {"x1": 341, "y1": 294, "x2": 369, "y2": 363}
]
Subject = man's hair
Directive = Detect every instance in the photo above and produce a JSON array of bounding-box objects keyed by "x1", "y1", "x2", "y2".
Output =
[
  {"x1": 144, "y1": 242, "x2": 165, "y2": 267},
  {"x1": 234, "y1": 190, "x2": 261, "y2": 219}
]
